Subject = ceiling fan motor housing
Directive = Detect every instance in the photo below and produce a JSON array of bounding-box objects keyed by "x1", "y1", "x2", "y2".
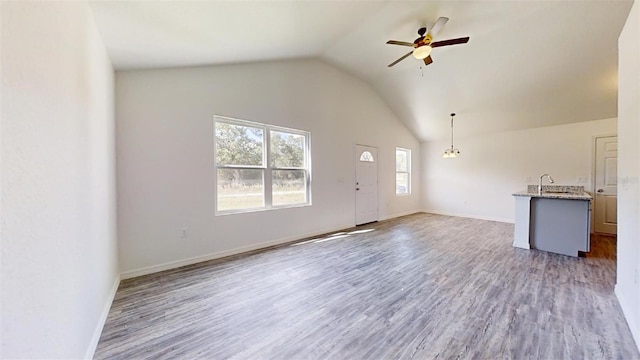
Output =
[{"x1": 414, "y1": 34, "x2": 432, "y2": 46}]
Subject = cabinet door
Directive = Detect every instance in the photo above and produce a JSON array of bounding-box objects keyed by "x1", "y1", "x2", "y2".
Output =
[{"x1": 530, "y1": 198, "x2": 590, "y2": 256}]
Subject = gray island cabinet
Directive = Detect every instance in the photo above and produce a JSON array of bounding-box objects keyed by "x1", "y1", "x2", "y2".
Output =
[{"x1": 512, "y1": 185, "x2": 592, "y2": 257}]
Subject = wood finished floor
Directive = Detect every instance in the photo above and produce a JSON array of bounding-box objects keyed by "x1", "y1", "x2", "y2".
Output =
[{"x1": 96, "y1": 213, "x2": 640, "y2": 359}]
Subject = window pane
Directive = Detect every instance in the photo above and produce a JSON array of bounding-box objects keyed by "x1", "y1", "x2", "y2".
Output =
[
  {"x1": 270, "y1": 131, "x2": 305, "y2": 168},
  {"x1": 396, "y1": 149, "x2": 408, "y2": 171},
  {"x1": 272, "y1": 170, "x2": 306, "y2": 206},
  {"x1": 216, "y1": 122, "x2": 263, "y2": 166},
  {"x1": 217, "y1": 169, "x2": 264, "y2": 211},
  {"x1": 396, "y1": 173, "x2": 409, "y2": 195},
  {"x1": 360, "y1": 151, "x2": 374, "y2": 162}
]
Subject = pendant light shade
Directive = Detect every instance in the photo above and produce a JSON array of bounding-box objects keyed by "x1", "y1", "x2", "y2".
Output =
[
  {"x1": 443, "y1": 148, "x2": 460, "y2": 158},
  {"x1": 443, "y1": 113, "x2": 460, "y2": 158}
]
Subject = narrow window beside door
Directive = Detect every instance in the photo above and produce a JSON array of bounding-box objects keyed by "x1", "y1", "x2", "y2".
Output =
[{"x1": 396, "y1": 147, "x2": 411, "y2": 195}]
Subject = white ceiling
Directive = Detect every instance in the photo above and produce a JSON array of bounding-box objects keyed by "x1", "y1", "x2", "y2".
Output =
[{"x1": 89, "y1": 1, "x2": 633, "y2": 142}]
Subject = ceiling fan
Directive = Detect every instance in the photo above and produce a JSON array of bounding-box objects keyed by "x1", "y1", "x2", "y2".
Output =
[{"x1": 386, "y1": 17, "x2": 470, "y2": 67}]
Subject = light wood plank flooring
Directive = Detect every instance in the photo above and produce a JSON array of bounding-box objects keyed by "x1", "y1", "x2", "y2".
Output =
[{"x1": 96, "y1": 213, "x2": 640, "y2": 359}]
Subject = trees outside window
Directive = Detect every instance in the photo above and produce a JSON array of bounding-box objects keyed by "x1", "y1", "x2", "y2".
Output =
[{"x1": 214, "y1": 117, "x2": 311, "y2": 214}]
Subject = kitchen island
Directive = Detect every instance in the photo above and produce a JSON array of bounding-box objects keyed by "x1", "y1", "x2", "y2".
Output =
[{"x1": 512, "y1": 185, "x2": 592, "y2": 257}]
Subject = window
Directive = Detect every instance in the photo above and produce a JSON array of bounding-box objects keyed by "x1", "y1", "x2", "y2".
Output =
[
  {"x1": 396, "y1": 147, "x2": 411, "y2": 195},
  {"x1": 359, "y1": 151, "x2": 374, "y2": 162},
  {"x1": 214, "y1": 116, "x2": 311, "y2": 214}
]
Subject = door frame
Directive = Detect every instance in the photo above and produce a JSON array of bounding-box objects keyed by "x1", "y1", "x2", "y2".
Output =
[
  {"x1": 591, "y1": 134, "x2": 617, "y2": 234},
  {"x1": 354, "y1": 144, "x2": 379, "y2": 225}
]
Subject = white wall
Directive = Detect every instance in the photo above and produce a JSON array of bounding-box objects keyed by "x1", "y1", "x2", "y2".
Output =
[
  {"x1": 116, "y1": 59, "x2": 421, "y2": 277},
  {"x1": 421, "y1": 118, "x2": 616, "y2": 223},
  {"x1": 616, "y1": 0, "x2": 640, "y2": 351},
  {"x1": 1, "y1": 2, "x2": 119, "y2": 358}
]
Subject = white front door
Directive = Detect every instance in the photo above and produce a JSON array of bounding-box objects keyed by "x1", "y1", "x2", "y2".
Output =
[
  {"x1": 355, "y1": 145, "x2": 378, "y2": 225},
  {"x1": 594, "y1": 136, "x2": 617, "y2": 234}
]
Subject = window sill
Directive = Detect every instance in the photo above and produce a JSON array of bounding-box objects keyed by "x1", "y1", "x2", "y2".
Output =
[{"x1": 215, "y1": 203, "x2": 312, "y2": 216}]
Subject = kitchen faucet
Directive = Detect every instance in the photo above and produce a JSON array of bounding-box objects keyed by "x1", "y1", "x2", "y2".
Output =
[{"x1": 538, "y1": 174, "x2": 555, "y2": 195}]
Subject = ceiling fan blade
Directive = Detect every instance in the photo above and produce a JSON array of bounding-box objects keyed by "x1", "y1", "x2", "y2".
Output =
[
  {"x1": 388, "y1": 51, "x2": 413, "y2": 67},
  {"x1": 423, "y1": 55, "x2": 433, "y2": 66},
  {"x1": 386, "y1": 40, "x2": 415, "y2": 47},
  {"x1": 428, "y1": 17, "x2": 449, "y2": 36},
  {"x1": 431, "y1": 37, "x2": 470, "y2": 48}
]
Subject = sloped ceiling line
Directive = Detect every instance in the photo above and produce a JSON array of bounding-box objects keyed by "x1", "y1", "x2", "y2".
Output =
[{"x1": 89, "y1": 1, "x2": 633, "y2": 142}]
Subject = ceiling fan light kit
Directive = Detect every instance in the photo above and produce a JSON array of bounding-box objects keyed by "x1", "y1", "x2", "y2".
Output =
[
  {"x1": 386, "y1": 17, "x2": 469, "y2": 68},
  {"x1": 413, "y1": 45, "x2": 432, "y2": 60},
  {"x1": 443, "y1": 113, "x2": 460, "y2": 159}
]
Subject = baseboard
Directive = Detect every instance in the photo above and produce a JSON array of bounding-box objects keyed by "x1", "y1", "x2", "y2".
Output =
[
  {"x1": 120, "y1": 210, "x2": 427, "y2": 280},
  {"x1": 84, "y1": 274, "x2": 121, "y2": 360},
  {"x1": 120, "y1": 223, "x2": 355, "y2": 280},
  {"x1": 615, "y1": 284, "x2": 640, "y2": 353},
  {"x1": 379, "y1": 209, "x2": 423, "y2": 221},
  {"x1": 422, "y1": 209, "x2": 513, "y2": 224}
]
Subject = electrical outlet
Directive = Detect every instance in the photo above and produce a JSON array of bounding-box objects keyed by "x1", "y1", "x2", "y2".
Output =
[
  {"x1": 525, "y1": 177, "x2": 531, "y2": 183},
  {"x1": 181, "y1": 227, "x2": 189, "y2": 238},
  {"x1": 635, "y1": 268, "x2": 639, "y2": 284},
  {"x1": 576, "y1": 176, "x2": 588, "y2": 184}
]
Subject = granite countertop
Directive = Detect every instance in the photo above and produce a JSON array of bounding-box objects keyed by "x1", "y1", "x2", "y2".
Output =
[{"x1": 512, "y1": 185, "x2": 593, "y2": 200}]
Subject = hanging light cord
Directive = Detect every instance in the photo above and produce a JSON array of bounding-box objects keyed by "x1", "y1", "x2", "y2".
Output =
[{"x1": 450, "y1": 115, "x2": 454, "y2": 151}]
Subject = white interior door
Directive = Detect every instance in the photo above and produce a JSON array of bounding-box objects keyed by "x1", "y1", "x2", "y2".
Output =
[
  {"x1": 594, "y1": 136, "x2": 617, "y2": 234},
  {"x1": 355, "y1": 145, "x2": 378, "y2": 225}
]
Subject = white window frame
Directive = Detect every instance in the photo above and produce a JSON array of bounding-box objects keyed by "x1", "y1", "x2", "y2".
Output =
[
  {"x1": 396, "y1": 147, "x2": 411, "y2": 196},
  {"x1": 214, "y1": 115, "x2": 311, "y2": 215}
]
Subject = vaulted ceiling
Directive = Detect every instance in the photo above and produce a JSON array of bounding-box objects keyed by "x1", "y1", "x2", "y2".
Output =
[{"x1": 89, "y1": 1, "x2": 633, "y2": 142}]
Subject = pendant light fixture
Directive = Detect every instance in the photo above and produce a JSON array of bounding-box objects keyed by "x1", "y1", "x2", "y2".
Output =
[{"x1": 443, "y1": 113, "x2": 460, "y2": 158}]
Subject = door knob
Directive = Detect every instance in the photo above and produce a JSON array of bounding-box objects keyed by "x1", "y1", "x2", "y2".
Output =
[
  {"x1": 597, "y1": 189, "x2": 604, "y2": 193},
  {"x1": 356, "y1": 188, "x2": 360, "y2": 191}
]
